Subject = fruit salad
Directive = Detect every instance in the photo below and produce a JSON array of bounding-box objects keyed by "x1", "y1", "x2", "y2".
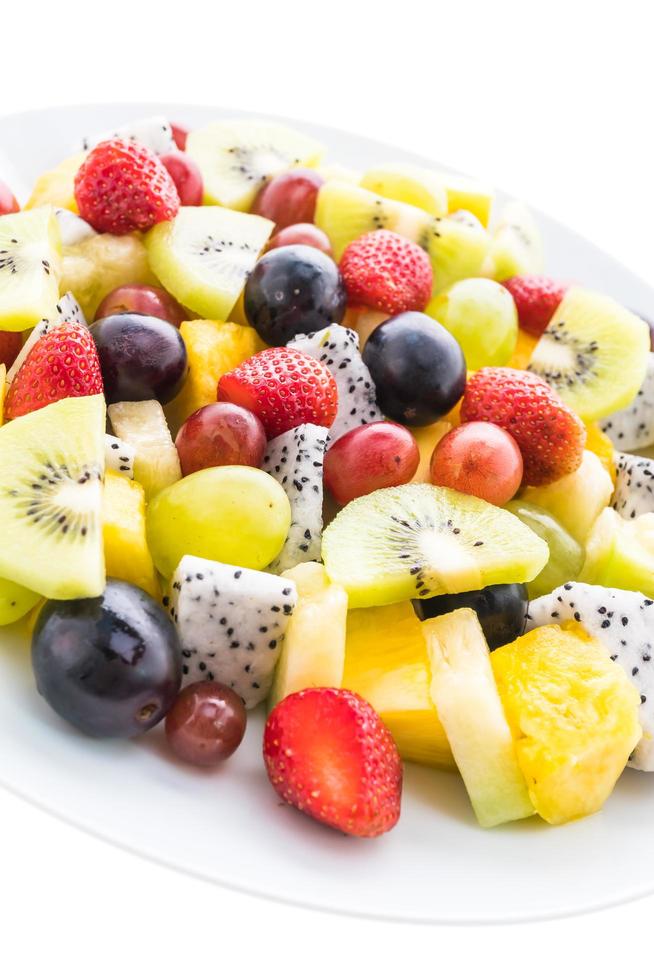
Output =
[{"x1": 1, "y1": 114, "x2": 653, "y2": 839}]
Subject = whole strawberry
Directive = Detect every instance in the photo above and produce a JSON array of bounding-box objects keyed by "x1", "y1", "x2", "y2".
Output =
[
  {"x1": 4, "y1": 322, "x2": 103, "y2": 420},
  {"x1": 74, "y1": 138, "x2": 180, "y2": 235},
  {"x1": 218, "y1": 347, "x2": 338, "y2": 438},
  {"x1": 340, "y1": 229, "x2": 433, "y2": 315},
  {"x1": 502, "y1": 275, "x2": 567, "y2": 337},
  {"x1": 461, "y1": 367, "x2": 585, "y2": 486},
  {"x1": 263, "y1": 687, "x2": 402, "y2": 838}
]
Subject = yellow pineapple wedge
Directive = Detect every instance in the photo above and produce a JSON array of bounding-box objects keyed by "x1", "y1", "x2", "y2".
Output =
[
  {"x1": 585, "y1": 422, "x2": 617, "y2": 483},
  {"x1": 492, "y1": 624, "x2": 641, "y2": 825},
  {"x1": 409, "y1": 420, "x2": 451, "y2": 483},
  {"x1": 342, "y1": 601, "x2": 455, "y2": 769},
  {"x1": 103, "y1": 471, "x2": 160, "y2": 599},
  {"x1": 61, "y1": 232, "x2": 157, "y2": 321},
  {"x1": 422, "y1": 608, "x2": 534, "y2": 828},
  {"x1": 25, "y1": 153, "x2": 86, "y2": 212},
  {"x1": 165, "y1": 319, "x2": 262, "y2": 435},
  {"x1": 268, "y1": 562, "x2": 348, "y2": 710},
  {"x1": 507, "y1": 329, "x2": 538, "y2": 370}
]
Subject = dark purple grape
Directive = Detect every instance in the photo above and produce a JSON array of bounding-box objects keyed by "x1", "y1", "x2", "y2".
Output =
[
  {"x1": 32, "y1": 579, "x2": 182, "y2": 737},
  {"x1": 165, "y1": 681, "x2": 246, "y2": 766},
  {"x1": 90, "y1": 312, "x2": 188, "y2": 404},
  {"x1": 362, "y1": 312, "x2": 466, "y2": 426},
  {"x1": 414, "y1": 583, "x2": 528, "y2": 650},
  {"x1": 244, "y1": 244, "x2": 347, "y2": 345}
]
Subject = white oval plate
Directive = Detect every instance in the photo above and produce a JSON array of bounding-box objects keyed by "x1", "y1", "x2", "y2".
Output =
[{"x1": 1, "y1": 103, "x2": 654, "y2": 926}]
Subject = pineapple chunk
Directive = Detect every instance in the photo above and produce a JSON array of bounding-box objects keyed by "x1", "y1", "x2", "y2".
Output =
[
  {"x1": 61, "y1": 232, "x2": 157, "y2": 321},
  {"x1": 359, "y1": 164, "x2": 449, "y2": 217},
  {"x1": 423, "y1": 608, "x2": 534, "y2": 828},
  {"x1": 409, "y1": 420, "x2": 451, "y2": 483},
  {"x1": 269, "y1": 562, "x2": 348, "y2": 709},
  {"x1": 165, "y1": 319, "x2": 262, "y2": 434},
  {"x1": 342, "y1": 602, "x2": 455, "y2": 769},
  {"x1": 520, "y1": 450, "x2": 613, "y2": 544},
  {"x1": 103, "y1": 471, "x2": 160, "y2": 598},
  {"x1": 584, "y1": 422, "x2": 617, "y2": 483},
  {"x1": 25, "y1": 153, "x2": 87, "y2": 212},
  {"x1": 492, "y1": 624, "x2": 641, "y2": 824},
  {"x1": 507, "y1": 329, "x2": 538, "y2": 370},
  {"x1": 108, "y1": 400, "x2": 181, "y2": 500}
]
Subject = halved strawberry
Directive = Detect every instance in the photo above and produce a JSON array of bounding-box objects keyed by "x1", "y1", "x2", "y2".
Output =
[
  {"x1": 4, "y1": 322, "x2": 103, "y2": 420},
  {"x1": 263, "y1": 687, "x2": 402, "y2": 838}
]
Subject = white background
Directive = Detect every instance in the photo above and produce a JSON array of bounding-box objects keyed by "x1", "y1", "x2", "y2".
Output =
[{"x1": 1, "y1": 1, "x2": 653, "y2": 976}]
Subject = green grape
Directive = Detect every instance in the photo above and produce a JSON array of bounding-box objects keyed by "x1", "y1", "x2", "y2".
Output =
[
  {"x1": 427, "y1": 278, "x2": 518, "y2": 369},
  {"x1": 146, "y1": 465, "x2": 291, "y2": 579},
  {"x1": 504, "y1": 500, "x2": 584, "y2": 599}
]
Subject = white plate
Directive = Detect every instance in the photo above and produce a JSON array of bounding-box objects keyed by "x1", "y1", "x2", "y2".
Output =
[{"x1": 1, "y1": 103, "x2": 654, "y2": 926}]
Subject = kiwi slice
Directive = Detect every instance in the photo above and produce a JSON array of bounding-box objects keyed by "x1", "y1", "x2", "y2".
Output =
[
  {"x1": 146, "y1": 206, "x2": 273, "y2": 320},
  {"x1": 0, "y1": 207, "x2": 62, "y2": 331},
  {"x1": 186, "y1": 120, "x2": 324, "y2": 211},
  {"x1": 0, "y1": 394, "x2": 106, "y2": 599},
  {"x1": 482, "y1": 201, "x2": 543, "y2": 280},
  {"x1": 0, "y1": 576, "x2": 41, "y2": 626},
  {"x1": 418, "y1": 215, "x2": 490, "y2": 293},
  {"x1": 359, "y1": 164, "x2": 449, "y2": 217},
  {"x1": 527, "y1": 286, "x2": 650, "y2": 420},
  {"x1": 321, "y1": 484, "x2": 549, "y2": 608}
]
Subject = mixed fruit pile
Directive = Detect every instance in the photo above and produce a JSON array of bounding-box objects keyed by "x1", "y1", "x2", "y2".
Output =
[{"x1": 1, "y1": 114, "x2": 654, "y2": 839}]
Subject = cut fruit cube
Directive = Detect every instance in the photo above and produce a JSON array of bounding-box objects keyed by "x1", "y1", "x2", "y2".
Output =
[
  {"x1": 581, "y1": 507, "x2": 654, "y2": 598},
  {"x1": 519, "y1": 450, "x2": 613, "y2": 544},
  {"x1": 107, "y1": 400, "x2": 181, "y2": 500},
  {"x1": 103, "y1": 471, "x2": 159, "y2": 598},
  {"x1": 422, "y1": 608, "x2": 533, "y2": 827},
  {"x1": 359, "y1": 164, "x2": 449, "y2": 218},
  {"x1": 0, "y1": 394, "x2": 105, "y2": 599},
  {"x1": 0, "y1": 576, "x2": 41, "y2": 626},
  {"x1": 491, "y1": 624, "x2": 641, "y2": 824},
  {"x1": 104, "y1": 433, "x2": 135, "y2": 478},
  {"x1": 61, "y1": 232, "x2": 157, "y2": 321},
  {"x1": 0, "y1": 207, "x2": 62, "y2": 331},
  {"x1": 482, "y1": 201, "x2": 543, "y2": 280},
  {"x1": 186, "y1": 120, "x2": 324, "y2": 211},
  {"x1": 342, "y1": 601, "x2": 454, "y2": 769},
  {"x1": 527, "y1": 287, "x2": 650, "y2": 422},
  {"x1": 146, "y1": 206, "x2": 273, "y2": 321},
  {"x1": 25, "y1": 153, "x2": 87, "y2": 213},
  {"x1": 409, "y1": 420, "x2": 452, "y2": 483},
  {"x1": 439, "y1": 172, "x2": 494, "y2": 227},
  {"x1": 321, "y1": 483, "x2": 549, "y2": 608},
  {"x1": 165, "y1": 319, "x2": 262, "y2": 435},
  {"x1": 268, "y1": 562, "x2": 348, "y2": 710}
]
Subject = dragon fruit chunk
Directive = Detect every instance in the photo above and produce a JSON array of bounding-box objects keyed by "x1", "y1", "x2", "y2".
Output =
[
  {"x1": 81, "y1": 116, "x2": 176, "y2": 155},
  {"x1": 168, "y1": 555, "x2": 298, "y2": 708},
  {"x1": 612, "y1": 452, "x2": 654, "y2": 519},
  {"x1": 104, "y1": 434, "x2": 135, "y2": 479},
  {"x1": 288, "y1": 324, "x2": 383, "y2": 441},
  {"x1": 527, "y1": 581, "x2": 654, "y2": 770},
  {"x1": 262, "y1": 423, "x2": 328, "y2": 573},
  {"x1": 600, "y1": 352, "x2": 654, "y2": 451}
]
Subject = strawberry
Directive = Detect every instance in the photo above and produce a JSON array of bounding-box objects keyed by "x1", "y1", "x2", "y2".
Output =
[
  {"x1": 4, "y1": 322, "x2": 103, "y2": 420},
  {"x1": 74, "y1": 138, "x2": 180, "y2": 235},
  {"x1": 502, "y1": 275, "x2": 567, "y2": 337},
  {"x1": 0, "y1": 331, "x2": 23, "y2": 370},
  {"x1": 0, "y1": 178, "x2": 19, "y2": 217},
  {"x1": 263, "y1": 688, "x2": 402, "y2": 838},
  {"x1": 461, "y1": 367, "x2": 585, "y2": 486},
  {"x1": 339, "y1": 229, "x2": 433, "y2": 315},
  {"x1": 218, "y1": 347, "x2": 338, "y2": 438}
]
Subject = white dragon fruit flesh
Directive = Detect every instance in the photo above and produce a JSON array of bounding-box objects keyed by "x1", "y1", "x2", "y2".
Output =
[
  {"x1": 81, "y1": 116, "x2": 176, "y2": 155},
  {"x1": 600, "y1": 351, "x2": 654, "y2": 451},
  {"x1": 288, "y1": 324, "x2": 383, "y2": 441},
  {"x1": 262, "y1": 423, "x2": 328, "y2": 573},
  {"x1": 168, "y1": 555, "x2": 298, "y2": 708},
  {"x1": 612, "y1": 452, "x2": 654, "y2": 519},
  {"x1": 54, "y1": 208, "x2": 96, "y2": 247},
  {"x1": 7, "y1": 292, "x2": 88, "y2": 384},
  {"x1": 104, "y1": 434, "x2": 135, "y2": 479},
  {"x1": 527, "y1": 582, "x2": 654, "y2": 770}
]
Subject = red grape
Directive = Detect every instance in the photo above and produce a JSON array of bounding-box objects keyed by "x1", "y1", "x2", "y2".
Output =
[
  {"x1": 324, "y1": 421, "x2": 419, "y2": 505},
  {"x1": 429, "y1": 421, "x2": 523, "y2": 505},
  {"x1": 165, "y1": 681, "x2": 247, "y2": 767},
  {"x1": 0, "y1": 330, "x2": 23, "y2": 369},
  {"x1": 94, "y1": 284, "x2": 187, "y2": 326},
  {"x1": 175, "y1": 402, "x2": 267, "y2": 476},
  {"x1": 0, "y1": 178, "x2": 19, "y2": 216},
  {"x1": 160, "y1": 151, "x2": 203, "y2": 207},
  {"x1": 252, "y1": 168, "x2": 324, "y2": 229},
  {"x1": 267, "y1": 222, "x2": 332, "y2": 256},
  {"x1": 170, "y1": 123, "x2": 188, "y2": 151}
]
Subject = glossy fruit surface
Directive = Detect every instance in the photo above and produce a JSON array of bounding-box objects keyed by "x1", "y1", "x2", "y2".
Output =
[
  {"x1": 32, "y1": 579, "x2": 182, "y2": 737},
  {"x1": 243, "y1": 245, "x2": 346, "y2": 345},
  {"x1": 362, "y1": 312, "x2": 466, "y2": 425},
  {"x1": 252, "y1": 168, "x2": 324, "y2": 228},
  {"x1": 0, "y1": 330, "x2": 23, "y2": 370},
  {"x1": 266, "y1": 223, "x2": 333, "y2": 256},
  {"x1": 324, "y1": 422, "x2": 419, "y2": 505},
  {"x1": 340, "y1": 230, "x2": 433, "y2": 315},
  {"x1": 94, "y1": 283, "x2": 187, "y2": 326},
  {"x1": 175, "y1": 402, "x2": 267, "y2": 475},
  {"x1": 146, "y1": 464, "x2": 291, "y2": 578},
  {"x1": 414, "y1": 582, "x2": 528, "y2": 650},
  {"x1": 0, "y1": 178, "x2": 19, "y2": 215},
  {"x1": 429, "y1": 421, "x2": 523, "y2": 505},
  {"x1": 160, "y1": 151, "x2": 204, "y2": 206},
  {"x1": 165, "y1": 681, "x2": 247, "y2": 766},
  {"x1": 91, "y1": 312, "x2": 188, "y2": 404},
  {"x1": 427, "y1": 278, "x2": 518, "y2": 369}
]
